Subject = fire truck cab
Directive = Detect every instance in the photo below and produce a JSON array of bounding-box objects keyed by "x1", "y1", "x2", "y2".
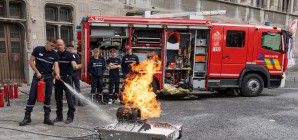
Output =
[{"x1": 77, "y1": 16, "x2": 289, "y2": 97}]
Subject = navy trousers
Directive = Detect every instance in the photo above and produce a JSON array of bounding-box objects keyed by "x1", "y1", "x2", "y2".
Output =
[
  {"x1": 108, "y1": 77, "x2": 120, "y2": 99},
  {"x1": 54, "y1": 76, "x2": 75, "y2": 119},
  {"x1": 25, "y1": 74, "x2": 53, "y2": 113},
  {"x1": 91, "y1": 76, "x2": 103, "y2": 94}
]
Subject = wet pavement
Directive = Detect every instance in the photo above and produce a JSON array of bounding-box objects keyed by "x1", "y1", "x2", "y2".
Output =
[
  {"x1": 1, "y1": 70, "x2": 298, "y2": 140},
  {"x1": 0, "y1": 82, "x2": 120, "y2": 140}
]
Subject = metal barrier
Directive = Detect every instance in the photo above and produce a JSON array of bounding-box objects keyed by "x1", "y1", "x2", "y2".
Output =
[{"x1": 285, "y1": 65, "x2": 298, "y2": 82}]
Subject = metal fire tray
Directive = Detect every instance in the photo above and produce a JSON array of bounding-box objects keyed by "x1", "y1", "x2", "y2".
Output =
[{"x1": 95, "y1": 120, "x2": 182, "y2": 140}]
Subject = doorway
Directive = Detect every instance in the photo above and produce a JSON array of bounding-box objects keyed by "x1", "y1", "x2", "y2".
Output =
[{"x1": 0, "y1": 24, "x2": 24, "y2": 83}]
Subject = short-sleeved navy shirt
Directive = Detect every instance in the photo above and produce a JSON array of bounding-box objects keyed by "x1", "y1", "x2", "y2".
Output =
[
  {"x1": 106, "y1": 57, "x2": 121, "y2": 78},
  {"x1": 31, "y1": 46, "x2": 59, "y2": 75},
  {"x1": 58, "y1": 50, "x2": 76, "y2": 76}
]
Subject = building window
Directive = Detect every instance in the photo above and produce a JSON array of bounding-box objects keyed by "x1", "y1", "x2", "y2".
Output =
[
  {"x1": 61, "y1": 26, "x2": 72, "y2": 45},
  {"x1": 282, "y1": 0, "x2": 289, "y2": 12},
  {"x1": 240, "y1": 0, "x2": 247, "y2": 4},
  {"x1": 0, "y1": 2, "x2": 4, "y2": 17},
  {"x1": 0, "y1": 24, "x2": 5, "y2": 53},
  {"x1": 9, "y1": 2, "x2": 23, "y2": 18},
  {"x1": 45, "y1": 4, "x2": 73, "y2": 44},
  {"x1": 60, "y1": 7, "x2": 72, "y2": 22},
  {"x1": 256, "y1": 0, "x2": 266, "y2": 8},
  {"x1": 10, "y1": 25, "x2": 21, "y2": 53},
  {"x1": 226, "y1": 30, "x2": 245, "y2": 48},
  {"x1": 0, "y1": 41, "x2": 5, "y2": 53},
  {"x1": 46, "y1": 25, "x2": 58, "y2": 40},
  {"x1": 45, "y1": 6, "x2": 58, "y2": 21}
]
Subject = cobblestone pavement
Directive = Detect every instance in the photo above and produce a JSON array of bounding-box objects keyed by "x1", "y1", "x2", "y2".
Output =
[{"x1": 0, "y1": 66, "x2": 297, "y2": 139}]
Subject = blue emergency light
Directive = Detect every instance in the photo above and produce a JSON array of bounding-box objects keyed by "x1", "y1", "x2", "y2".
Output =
[
  {"x1": 264, "y1": 21, "x2": 270, "y2": 26},
  {"x1": 76, "y1": 25, "x2": 81, "y2": 30},
  {"x1": 82, "y1": 17, "x2": 88, "y2": 22}
]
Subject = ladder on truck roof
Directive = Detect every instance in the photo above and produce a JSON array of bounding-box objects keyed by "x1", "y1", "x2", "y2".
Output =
[{"x1": 143, "y1": 10, "x2": 226, "y2": 19}]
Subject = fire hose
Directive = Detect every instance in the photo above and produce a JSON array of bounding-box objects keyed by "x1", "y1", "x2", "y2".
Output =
[
  {"x1": 18, "y1": 88, "x2": 29, "y2": 95},
  {"x1": 0, "y1": 119, "x2": 97, "y2": 139},
  {"x1": 7, "y1": 86, "x2": 10, "y2": 106},
  {"x1": 17, "y1": 76, "x2": 63, "y2": 96},
  {"x1": 168, "y1": 31, "x2": 180, "y2": 43},
  {"x1": 0, "y1": 78, "x2": 107, "y2": 138}
]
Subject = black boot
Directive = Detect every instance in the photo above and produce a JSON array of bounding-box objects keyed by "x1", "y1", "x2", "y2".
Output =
[
  {"x1": 65, "y1": 118, "x2": 73, "y2": 124},
  {"x1": 19, "y1": 112, "x2": 31, "y2": 126},
  {"x1": 43, "y1": 112, "x2": 54, "y2": 125}
]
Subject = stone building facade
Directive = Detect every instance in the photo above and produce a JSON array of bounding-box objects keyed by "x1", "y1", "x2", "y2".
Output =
[{"x1": 0, "y1": 0, "x2": 297, "y2": 84}]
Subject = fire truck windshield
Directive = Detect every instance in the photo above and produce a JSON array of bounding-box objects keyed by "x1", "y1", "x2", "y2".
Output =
[{"x1": 261, "y1": 32, "x2": 282, "y2": 52}]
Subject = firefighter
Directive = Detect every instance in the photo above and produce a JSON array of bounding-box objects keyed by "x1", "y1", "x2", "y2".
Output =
[
  {"x1": 121, "y1": 45, "x2": 139, "y2": 78},
  {"x1": 120, "y1": 45, "x2": 139, "y2": 103},
  {"x1": 106, "y1": 48, "x2": 121, "y2": 104},
  {"x1": 19, "y1": 38, "x2": 60, "y2": 126},
  {"x1": 88, "y1": 48, "x2": 106, "y2": 103},
  {"x1": 67, "y1": 44, "x2": 84, "y2": 106},
  {"x1": 54, "y1": 39, "x2": 81, "y2": 124}
]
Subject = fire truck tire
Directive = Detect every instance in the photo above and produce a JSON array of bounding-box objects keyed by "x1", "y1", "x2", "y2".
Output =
[
  {"x1": 151, "y1": 80, "x2": 159, "y2": 96},
  {"x1": 240, "y1": 74, "x2": 264, "y2": 97}
]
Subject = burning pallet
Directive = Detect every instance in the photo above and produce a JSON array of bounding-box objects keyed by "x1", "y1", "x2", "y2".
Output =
[
  {"x1": 95, "y1": 107, "x2": 182, "y2": 140},
  {"x1": 95, "y1": 53, "x2": 182, "y2": 139}
]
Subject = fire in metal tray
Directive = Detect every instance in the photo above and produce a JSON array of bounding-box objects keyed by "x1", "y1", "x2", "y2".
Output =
[
  {"x1": 95, "y1": 107, "x2": 182, "y2": 140},
  {"x1": 95, "y1": 54, "x2": 182, "y2": 140}
]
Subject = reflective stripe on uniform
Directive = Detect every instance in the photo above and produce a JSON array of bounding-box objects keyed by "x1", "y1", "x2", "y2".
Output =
[
  {"x1": 124, "y1": 61, "x2": 137, "y2": 63},
  {"x1": 59, "y1": 61, "x2": 71, "y2": 63},
  {"x1": 36, "y1": 57, "x2": 53, "y2": 64},
  {"x1": 26, "y1": 104, "x2": 34, "y2": 107},
  {"x1": 44, "y1": 105, "x2": 51, "y2": 108}
]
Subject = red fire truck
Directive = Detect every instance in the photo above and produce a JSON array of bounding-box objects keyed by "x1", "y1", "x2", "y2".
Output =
[{"x1": 77, "y1": 15, "x2": 290, "y2": 97}]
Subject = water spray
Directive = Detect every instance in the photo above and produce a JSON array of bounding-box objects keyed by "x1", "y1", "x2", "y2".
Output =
[{"x1": 60, "y1": 79, "x2": 116, "y2": 124}]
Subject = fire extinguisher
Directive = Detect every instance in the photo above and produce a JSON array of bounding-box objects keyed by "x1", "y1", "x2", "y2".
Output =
[
  {"x1": 37, "y1": 80, "x2": 46, "y2": 102},
  {"x1": 9, "y1": 84, "x2": 14, "y2": 99},
  {"x1": 0, "y1": 87, "x2": 4, "y2": 107},
  {"x1": 13, "y1": 83, "x2": 18, "y2": 98},
  {"x1": 0, "y1": 93, "x2": 4, "y2": 107},
  {"x1": 3, "y1": 84, "x2": 8, "y2": 99}
]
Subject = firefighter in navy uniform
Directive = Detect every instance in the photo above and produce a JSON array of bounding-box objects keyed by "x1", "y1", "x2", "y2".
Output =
[
  {"x1": 121, "y1": 45, "x2": 139, "y2": 78},
  {"x1": 88, "y1": 48, "x2": 106, "y2": 103},
  {"x1": 54, "y1": 39, "x2": 81, "y2": 124},
  {"x1": 19, "y1": 38, "x2": 60, "y2": 126},
  {"x1": 106, "y1": 48, "x2": 121, "y2": 104},
  {"x1": 120, "y1": 45, "x2": 139, "y2": 103},
  {"x1": 67, "y1": 44, "x2": 84, "y2": 106}
]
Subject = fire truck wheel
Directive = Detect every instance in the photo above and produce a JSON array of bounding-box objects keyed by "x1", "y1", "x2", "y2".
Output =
[
  {"x1": 151, "y1": 80, "x2": 159, "y2": 96},
  {"x1": 240, "y1": 74, "x2": 264, "y2": 97}
]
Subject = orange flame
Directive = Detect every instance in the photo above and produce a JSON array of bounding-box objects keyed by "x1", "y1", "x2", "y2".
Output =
[{"x1": 123, "y1": 52, "x2": 161, "y2": 119}]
